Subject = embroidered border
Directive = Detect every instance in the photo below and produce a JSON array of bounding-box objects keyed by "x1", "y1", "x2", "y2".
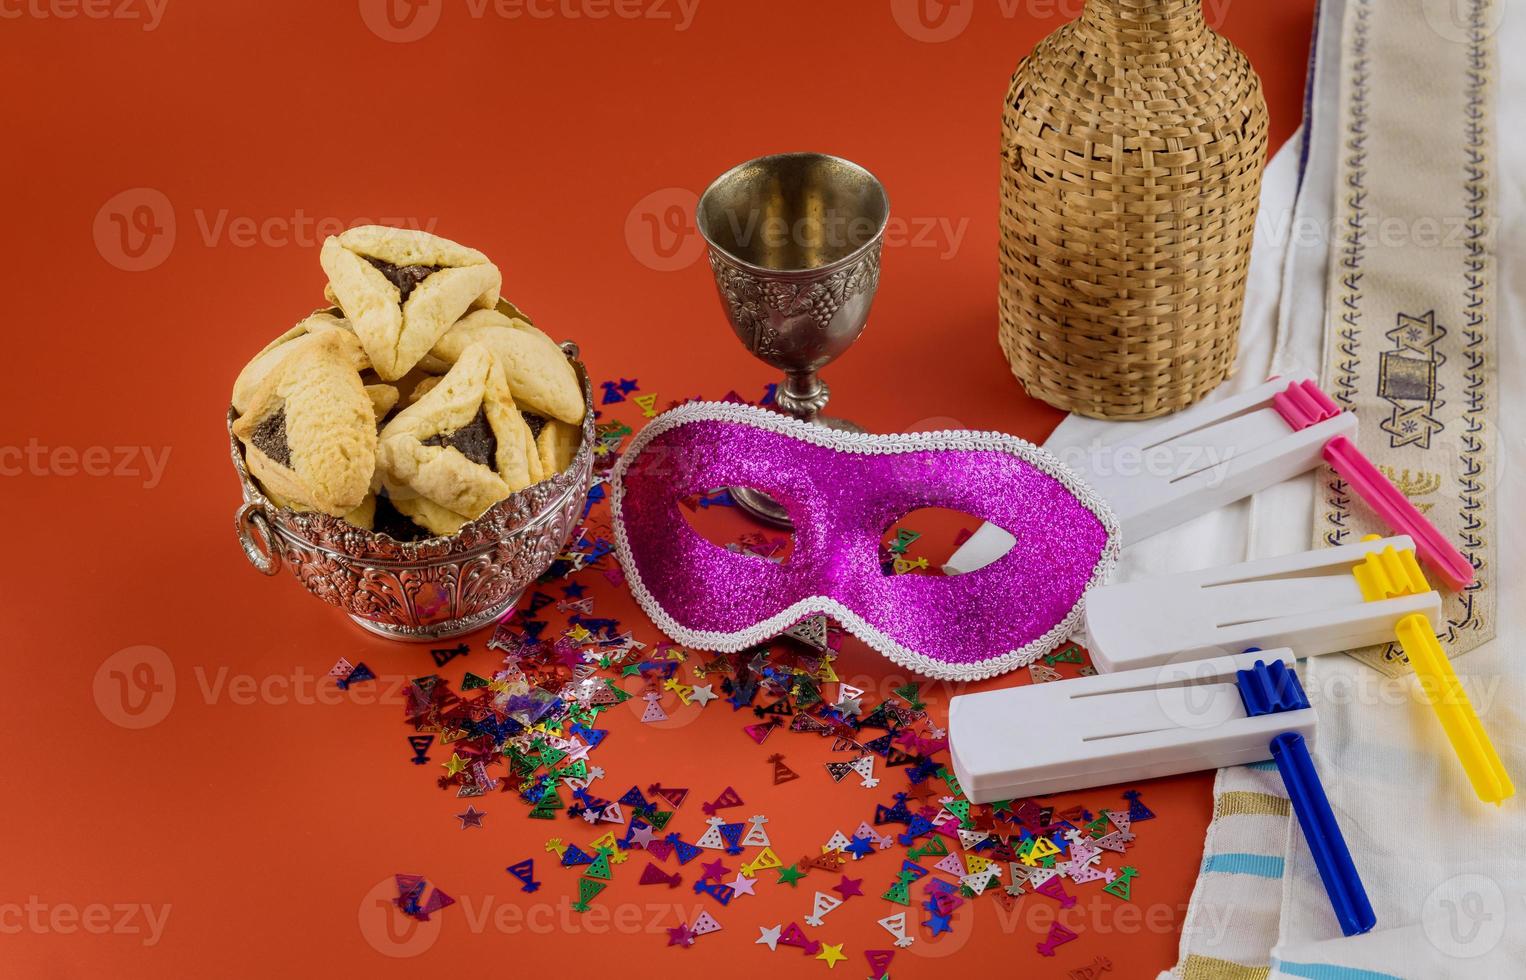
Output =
[{"x1": 1323, "y1": 0, "x2": 1371, "y2": 551}]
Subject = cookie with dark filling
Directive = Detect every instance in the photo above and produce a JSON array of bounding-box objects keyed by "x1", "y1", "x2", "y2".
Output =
[
  {"x1": 377, "y1": 343, "x2": 541, "y2": 536},
  {"x1": 320, "y1": 226, "x2": 501, "y2": 381},
  {"x1": 233, "y1": 329, "x2": 377, "y2": 517}
]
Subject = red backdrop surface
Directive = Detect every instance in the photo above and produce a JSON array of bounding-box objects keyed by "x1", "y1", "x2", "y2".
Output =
[{"x1": 0, "y1": 1, "x2": 1316, "y2": 976}]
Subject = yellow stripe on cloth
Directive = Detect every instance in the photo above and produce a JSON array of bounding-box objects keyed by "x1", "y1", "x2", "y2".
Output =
[
  {"x1": 1214, "y1": 791, "x2": 1292, "y2": 819},
  {"x1": 1181, "y1": 953, "x2": 1272, "y2": 980}
]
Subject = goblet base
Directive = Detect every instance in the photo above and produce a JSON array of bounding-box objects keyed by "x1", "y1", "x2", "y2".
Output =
[{"x1": 730, "y1": 414, "x2": 862, "y2": 528}]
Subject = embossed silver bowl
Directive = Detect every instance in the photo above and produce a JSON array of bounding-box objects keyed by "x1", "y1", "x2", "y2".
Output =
[{"x1": 230, "y1": 342, "x2": 595, "y2": 642}]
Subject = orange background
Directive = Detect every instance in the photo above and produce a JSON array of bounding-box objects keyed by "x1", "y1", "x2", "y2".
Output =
[{"x1": 0, "y1": 0, "x2": 1316, "y2": 976}]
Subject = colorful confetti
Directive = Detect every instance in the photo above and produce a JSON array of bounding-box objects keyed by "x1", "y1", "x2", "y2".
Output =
[{"x1": 359, "y1": 380, "x2": 1163, "y2": 963}]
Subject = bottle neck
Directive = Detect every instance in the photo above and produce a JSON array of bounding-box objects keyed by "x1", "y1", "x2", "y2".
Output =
[{"x1": 1078, "y1": 0, "x2": 1209, "y2": 47}]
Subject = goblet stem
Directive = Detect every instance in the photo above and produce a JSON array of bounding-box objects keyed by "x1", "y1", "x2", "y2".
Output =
[
  {"x1": 776, "y1": 371, "x2": 831, "y2": 422},
  {"x1": 728, "y1": 370, "x2": 865, "y2": 528}
]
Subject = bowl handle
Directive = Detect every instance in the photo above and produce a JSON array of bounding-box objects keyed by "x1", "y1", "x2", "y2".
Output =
[{"x1": 235, "y1": 502, "x2": 283, "y2": 576}]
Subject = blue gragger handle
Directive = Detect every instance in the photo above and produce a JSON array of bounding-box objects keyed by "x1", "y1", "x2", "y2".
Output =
[{"x1": 1271, "y1": 731, "x2": 1377, "y2": 937}]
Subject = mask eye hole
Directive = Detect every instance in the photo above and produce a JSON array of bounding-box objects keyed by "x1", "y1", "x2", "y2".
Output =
[
  {"x1": 679, "y1": 489, "x2": 794, "y2": 563},
  {"x1": 880, "y1": 509, "x2": 1007, "y2": 576}
]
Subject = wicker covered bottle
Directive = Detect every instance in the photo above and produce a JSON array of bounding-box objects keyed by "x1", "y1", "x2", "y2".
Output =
[{"x1": 999, "y1": 0, "x2": 1267, "y2": 419}]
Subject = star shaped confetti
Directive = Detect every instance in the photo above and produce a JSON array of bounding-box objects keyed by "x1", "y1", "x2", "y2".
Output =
[
  {"x1": 370, "y1": 418, "x2": 1163, "y2": 967},
  {"x1": 815, "y1": 942, "x2": 846, "y2": 968},
  {"x1": 833, "y1": 875, "x2": 863, "y2": 900},
  {"x1": 775, "y1": 864, "x2": 806, "y2": 887}
]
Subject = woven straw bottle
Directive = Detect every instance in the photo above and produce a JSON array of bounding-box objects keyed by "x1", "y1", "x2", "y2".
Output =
[{"x1": 999, "y1": 0, "x2": 1268, "y2": 419}]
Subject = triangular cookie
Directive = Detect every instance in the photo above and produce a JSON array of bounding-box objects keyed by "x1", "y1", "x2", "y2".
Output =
[
  {"x1": 377, "y1": 343, "x2": 540, "y2": 535},
  {"x1": 428, "y1": 309, "x2": 584, "y2": 423},
  {"x1": 320, "y1": 226, "x2": 501, "y2": 381},
  {"x1": 231, "y1": 312, "x2": 360, "y2": 414},
  {"x1": 534, "y1": 418, "x2": 582, "y2": 478},
  {"x1": 233, "y1": 330, "x2": 376, "y2": 517}
]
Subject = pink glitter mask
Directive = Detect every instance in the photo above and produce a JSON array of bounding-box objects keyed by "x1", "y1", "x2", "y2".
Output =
[{"x1": 611, "y1": 403, "x2": 1119, "y2": 681}]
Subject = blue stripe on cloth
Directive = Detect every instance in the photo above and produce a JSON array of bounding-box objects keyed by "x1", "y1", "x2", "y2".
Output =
[
  {"x1": 1245, "y1": 760, "x2": 1280, "y2": 771},
  {"x1": 1275, "y1": 960, "x2": 1404, "y2": 980},
  {"x1": 1201, "y1": 853, "x2": 1285, "y2": 878}
]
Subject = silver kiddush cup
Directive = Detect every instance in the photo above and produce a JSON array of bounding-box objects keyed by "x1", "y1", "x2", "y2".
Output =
[{"x1": 696, "y1": 152, "x2": 889, "y2": 527}]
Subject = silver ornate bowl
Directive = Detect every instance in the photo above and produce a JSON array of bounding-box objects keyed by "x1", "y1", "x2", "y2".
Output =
[{"x1": 230, "y1": 343, "x2": 596, "y2": 641}]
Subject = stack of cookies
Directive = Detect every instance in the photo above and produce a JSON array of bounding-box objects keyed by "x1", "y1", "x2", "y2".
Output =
[{"x1": 231, "y1": 226, "x2": 585, "y2": 539}]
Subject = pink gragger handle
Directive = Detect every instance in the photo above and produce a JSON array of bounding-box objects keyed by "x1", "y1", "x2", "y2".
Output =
[{"x1": 1273, "y1": 380, "x2": 1475, "y2": 591}]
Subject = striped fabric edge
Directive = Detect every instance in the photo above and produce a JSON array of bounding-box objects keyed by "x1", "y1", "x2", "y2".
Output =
[
  {"x1": 1215, "y1": 791, "x2": 1293, "y2": 819},
  {"x1": 1161, "y1": 764, "x2": 1296, "y2": 979},
  {"x1": 1271, "y1": 960, "x2": 1405, "y2": 980},
  {"x1": 1202, "y1": 853, "x2": 1286, "y2": 879},
  {"x1": 1182, "y1": 954, "x2": 1273, "y2": 980}
]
